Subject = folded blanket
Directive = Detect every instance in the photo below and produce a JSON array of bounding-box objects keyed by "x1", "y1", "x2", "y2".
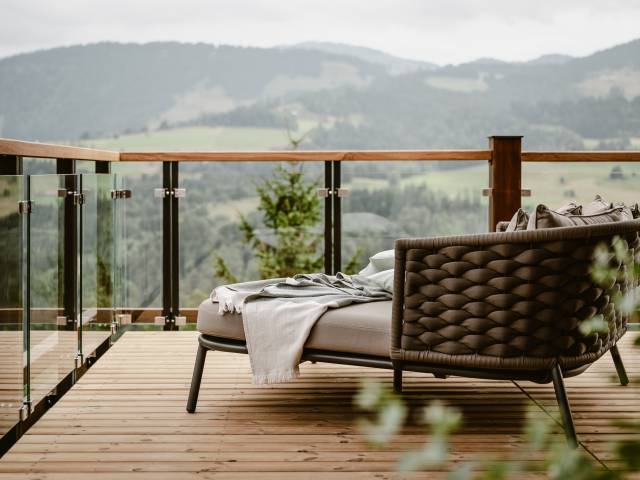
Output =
[{"x1": 212, "y1": 272, "x2": 392, "y2": 384}]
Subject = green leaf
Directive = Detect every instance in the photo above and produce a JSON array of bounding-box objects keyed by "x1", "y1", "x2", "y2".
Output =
[{"x1": 579, "y1": 315, "x2": 609, "y2": 335}]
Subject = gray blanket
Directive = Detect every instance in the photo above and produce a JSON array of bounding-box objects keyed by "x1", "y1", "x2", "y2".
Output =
[{"x1": 213, "y1": 271, "x2": 392, "y2": 384}]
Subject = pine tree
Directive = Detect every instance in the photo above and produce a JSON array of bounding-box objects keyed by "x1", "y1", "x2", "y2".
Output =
[{"x1": 214, "y1": 161, "x2": 323, "y2": 283}]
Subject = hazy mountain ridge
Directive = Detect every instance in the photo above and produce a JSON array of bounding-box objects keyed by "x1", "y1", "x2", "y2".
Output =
[
  {"x1": 0, "y1": 41, "x2": 384, "y2": 140},
  {"x1": 289, "y1": 38, "x2": 640, "y2": 149},
  {"x1": 283, "y1": 41, "x2": 438, "y2": 74},
  {"x1": 0, "y1": 38, "x2": 639, "y2": 148}
]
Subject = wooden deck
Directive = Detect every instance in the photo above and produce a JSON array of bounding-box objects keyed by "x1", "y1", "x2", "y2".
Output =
[{"x1": 0, "y1": 331, "x2": 638, "y2": 479}]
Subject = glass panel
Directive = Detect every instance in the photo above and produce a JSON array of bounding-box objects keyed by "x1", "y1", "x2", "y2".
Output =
[
  {"x1": 75, "y1": 161, "x2": 96, "y2": 174},
  {"x1": 28, "y1": 174, "x2": 77, "y2": 407},
  {"x1": 341, "y1": 160, "x2": 488, "y2": 273},
  {"x1": 0, "y1": 175, "x2": 24, "y2": 436},
  {"x1": 522, "y1": 162, "x2": 640, "y2": 211},
  {"x1": 179, "y1": 161, "x2": 325, "y2": 308},
  {"x1": 22, "y1": 157, "x2": 56, "y2": 175},
  {"x1": 110, "y1": 163, "x2": 163, "y2": 319},
  {"x1": 79, "y1": 174, "x2": 113, "y2": 356}
]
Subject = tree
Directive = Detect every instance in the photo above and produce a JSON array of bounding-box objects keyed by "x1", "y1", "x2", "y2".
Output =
[
  {"x1": 214, "y1": 162, "x2": 324, "y2": 283},
  {"x1": 214, "y1": 124, "x2": 361, "y2": 284}
]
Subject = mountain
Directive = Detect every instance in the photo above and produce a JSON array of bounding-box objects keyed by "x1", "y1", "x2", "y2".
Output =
[
  {"x1": 0, "y1": 42, "x2": 385, "y2": 141},
  {"x1": 293, "y1": 38, "x2": 640, "y2": 149},
  {"x1": 283, "y1": 41, "x2": 438, "y2": 75},
  {"x1": 0, "y1": 38, "x2": 639, "y2": 149}
]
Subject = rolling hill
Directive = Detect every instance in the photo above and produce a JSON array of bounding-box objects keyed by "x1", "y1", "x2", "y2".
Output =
[
  {"x1": 0, "y1": 38, "x2": 639, "y2": 150},
  {"x1": 0, "y1": 42, "x2": 384, "y2": 141}
]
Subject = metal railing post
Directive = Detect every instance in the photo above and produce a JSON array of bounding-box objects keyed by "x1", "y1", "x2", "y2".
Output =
[
  {"x1": 324, "y1": 161, "x2": 333, "y2": 274},
  {"x1": 322, "y1": 160, "x2": 343, "y2": 274},
  {"x1": 170, "y1": 162, "x2": 180, "y2": 321},
  {"x1": 488, "y1": 136, "x2": 522, "y2": 231},
  {"x1": 56, "y1": 159, "x2": 78, "y2": 331},
  {"x1": 160, "y1": 161, "x2": 181, "y2": 329},
  {"x1": 161, "y1": 162, "x2": 172, "y2": 325},
  {"x1": 0, "y1": 154, "x2": 21, "y2": 175},
  {"x1": 332, "y1": 161, "x2": 342, "y2": 274}
]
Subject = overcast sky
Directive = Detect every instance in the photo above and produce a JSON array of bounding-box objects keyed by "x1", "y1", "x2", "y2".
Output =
[{"x1": 2, "y1": 0, "x2": 639, "y2": 64}]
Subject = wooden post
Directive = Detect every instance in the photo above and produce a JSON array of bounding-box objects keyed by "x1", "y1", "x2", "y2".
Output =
[{"x1": 488, "y1": 136, "x2": 522, "y2": 231}]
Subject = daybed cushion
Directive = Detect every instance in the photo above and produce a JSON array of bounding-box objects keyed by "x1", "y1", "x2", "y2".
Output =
[
  {"x1": 505, "y1": 201, "x2": 581, "y2": 232},
  {"x1": 583, "y1": 194, "x2": 613, "y2": 215},
  {"x1": 359, "y1": 249, "x2": 394, "y2": 275},
  {"x1": 526, "y1": 204, "x2": 632, "y2": 230},
  {"x1": 505, "y1": 208, "x2": 529, "y2": 232},
  {"x1": 197, "y1": 299, "x2": 392, "y2": 357}
]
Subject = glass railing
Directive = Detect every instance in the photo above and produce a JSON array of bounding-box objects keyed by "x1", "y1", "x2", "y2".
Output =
[
  {"x1": 28, "y1": 174, "x2": 77, "y2": 409},
  {"x1": 0, "y1": 171, "x2": 122, "y2": 442},
  {"x1": 79, "y1": 174, "x2": 113, "y2": 357},
  {"x1": 0, "y1": 175, "x2": 23, "y2": 440},
  {"x1": 110, "y1": 163, "x2": 163, "y2": 316}
]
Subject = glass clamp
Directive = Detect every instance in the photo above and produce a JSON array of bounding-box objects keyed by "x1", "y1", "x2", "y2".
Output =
[{"x1": 18, "y1": 200, "x2": 32, "y2": 214}]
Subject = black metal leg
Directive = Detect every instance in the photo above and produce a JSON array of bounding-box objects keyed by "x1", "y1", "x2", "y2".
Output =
[
  {"x1": 551, "y1": 365, "x2": 577, "y2": 447},
  {"x1": 186, "y1": 344, "x2": 207, "y2": 413},
  {"x1": 393, "y1": 366, "x2": 403, "y2": 394},
  {"x1": 610, "y1": 345, "x2": 629, "y2": 386}
]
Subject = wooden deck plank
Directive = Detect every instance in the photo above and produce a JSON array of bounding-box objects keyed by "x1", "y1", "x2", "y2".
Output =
[{"x1": 1, "y1": 331, "x2": 638, "y2": 477}]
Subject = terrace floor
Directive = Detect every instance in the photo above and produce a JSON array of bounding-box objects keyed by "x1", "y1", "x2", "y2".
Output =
[{"x1": 0, "y1": 331, "x2": 638, "y2": 479}]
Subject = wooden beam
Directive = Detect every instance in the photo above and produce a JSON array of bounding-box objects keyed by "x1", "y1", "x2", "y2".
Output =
[
  {"x1": 488, "y1": 136, "x2": 522, "y2": 232},
  {"x1": 0, "y1": 138, "x2": 119, "y2": 162},
  {"x1": 522, "y1": 151, "x2": 640, "y2": 162},
  {"x1": 120, "y1": 150, "x2": 492, "y2": 162}
]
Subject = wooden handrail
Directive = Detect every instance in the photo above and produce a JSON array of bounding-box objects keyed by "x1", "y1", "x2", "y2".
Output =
[
  {"x1": 119, "y1": 150, "x2": 492, "y2": 162},
  {"x1": 522, "y1": 151, "x2": 640, "y2": 162},
  {"x1": 3, "y1": 137, "x2": 640, "y2": 163},
  {"x1": 0, "y1": 138, "x2": 119, "y2": 162}
]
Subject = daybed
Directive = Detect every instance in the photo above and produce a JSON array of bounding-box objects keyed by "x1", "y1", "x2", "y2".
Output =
[{"x1": 187, "y1": 219, "x2": 640, "y2": 445}]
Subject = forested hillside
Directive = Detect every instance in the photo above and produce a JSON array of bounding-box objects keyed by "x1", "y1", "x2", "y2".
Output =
[
  {"x1": 1, "y1": 39, "x2": 639, "y2": 149},
  {"x1": 0, "y1": 42, "x2": 384, "y2": 140}
]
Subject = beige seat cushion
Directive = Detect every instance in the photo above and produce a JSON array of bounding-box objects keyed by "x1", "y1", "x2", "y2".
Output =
[{"x1": 197, "y1": 299, "x2": 392, "y2": 357}]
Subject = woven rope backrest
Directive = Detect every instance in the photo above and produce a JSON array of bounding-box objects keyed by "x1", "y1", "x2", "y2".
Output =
[{"x1": 393, "y1": 224, "x2": 640, "y2": 369}]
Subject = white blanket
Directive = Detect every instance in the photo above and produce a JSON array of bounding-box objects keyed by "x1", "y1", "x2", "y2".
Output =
[{"x1": 212, "y1": 271, "x2": 393, "y2": 384}]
